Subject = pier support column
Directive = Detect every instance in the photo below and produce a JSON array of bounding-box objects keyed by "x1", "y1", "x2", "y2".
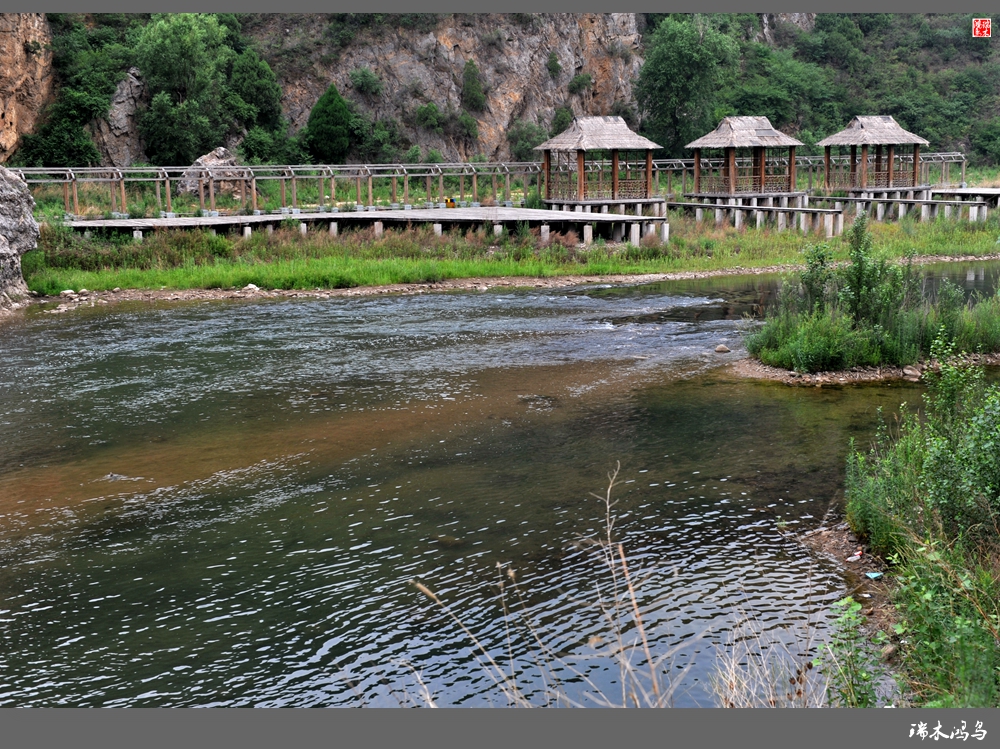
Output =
[
  {"x1": 695, "y1": 207, "x2": 704, "y2": 222},
  {"x1": 583, "y1": 224, "x2": 593, "y2": 245},
  {"x1": 824, "y1": 214, "x2": 833, "y2": 238},
  {"x1": 133, "y1": 230, "x2": 143, "y2": 241},
  {"x1": 733, "y1": 209, "x2": 743, "y2": 230},
  {"x1": 493, "y1": 224, "x2": 503, "y2": 237},
  {"x1": 329, "y1": 222, "x2": 338, "y2": 237},
  {"x1": 613, "y1": 224, "x2": 623, "y2": 242},
  {"x1": 799, "y1": 211, "x2": 808, "y2": 233},
  {"x1": 540, "y1": 225, "x2": 550, "y2": 245},
  {"x1": 635, "y1": 203, "x2": 643, "y2": 216},
  {"x1": 629, "y1": 223, "x2": 641, "y2": 245},
  {"x1": 660, "y1": 222, "x2": 669, "y2": 243},
  {"x1": 835, "y1": 213, "x2": 844, "y2": 236},
  {"x1": 943, "y1": 204, "x2": 952, "y2": 219},
  {"x1": 777, "y1": 212, "x2": 787, "y2": 231},
  {"x1": 374, "y1": 221, "x2": 383, "y2": 237},
  {"x1": 243, "y1": 226, "x2": 252, "y2": 238},
  {"x1": 876, "y1": 202, "x2": 885, "y2": 221},
  {"x1": 898, "y1": 203, "x2": 907, "y2": 219},
  {"x1": 266, "y1": 224, "x2": 273, "y2": 235},
  {"x1": 600, "y1": 205, "x2": 608, "y2": 214},
  {"x1": 209, "y1": 228, "x2": 217, "y2": 236},
  {"x1": 756, "y1": 210, "x2": 764, "y2": 229},
  {"x1": 433, "y1": 223, "x2": 442, "y2": 237},
  {"x1": 920, "y1": 204, "x2": 930, "y2": 221},
  {"x1": 299, "y1": 223, "x2": 307, "y2": 236}
]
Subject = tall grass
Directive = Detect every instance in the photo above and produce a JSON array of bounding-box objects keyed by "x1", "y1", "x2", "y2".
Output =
[{"x1": 845, "y1": 340, "x2": 1000, "y2": 706}]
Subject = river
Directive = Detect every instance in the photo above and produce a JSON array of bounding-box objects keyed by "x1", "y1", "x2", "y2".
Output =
[{"x1": 0, "y1": 260, "x2": 996, "y2": 707}]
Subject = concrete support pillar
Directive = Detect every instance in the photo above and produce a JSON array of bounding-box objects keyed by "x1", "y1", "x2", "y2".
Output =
[
  {"x1": 777, "y1": 212, "x2": 787, "y2": 231},
  {"x1": 209, "y1": 228, "x2": 217, "y2": 236},
  {"x1": 755, "y1": 211, "x2": 764, "y2": 229},
  {"x1": 584, "y1": 205, "x2": 592, "y2": 213},
  {"x1": 876, "y1": 202, "x2": 885, "y2": 221},
  {"x1": 329, "y1": 222, "x2": 338, "y2": 237},
  {"x1": 629, "y1": 223, "x2": 641, "y2": 245},
  {"x1": 921, "y1": 204, "x2": 930, "y2": 221},
  {"x1": 575, "y1": 205, "x2": 583, "y2": 213},
  {"x1": 695, "y1": 208, "x2": 704, "y2": 222},
  {"x1": 780, "y1": 196, "x2": 788, "y2": 208},
  {"x1": 835, "y1": 213, "x2": 844, "y2": 236},
  {"x1": 944, "y1": 205, "x2": 952, "y2": 219},
  {"x1": 299, "y1": 222, "x2": 308, "y2": 236},
  {"x1": 635, "y1": 203, "x2": 643, "y2": 216},
  {"x1": 433, "y1": 223, "x2": 442, "y2": 236},
  {"x1": 600, "y1": 205, "x2": 608, "y2": 214},
  {"x1": 799, "y1": 211, "x2": 808, "y2": 233},
  {"x1": 733, "y1": 209, "x2": 743, "y2": 230},
  {"x1": 898, "y1": 203, "x2": 907, "y2": 219},
  {"x1": 266, "y1": 224, "x2": 274, "y2": 235},
  {"x1": 824, "y1": 213, "x2": 833, "y2": 238},
  {"x1": 659, "y1": 222, "x2": 669, "y2": 243},
  {"x1": 540, "y1": 225, "x2": 550, "y2": 245},
  {"x1": 243, "y1": 226, "x2": 252, "y2": 238},
  {"x1": 802, "y1": 195, "x2": 809, "y2": 208},
  {"x1": 856, "y1": 201, "x2": 863, "y2": 217},
  {"x1": 583, "y1": 224, "x2": 593, "y2": 245},
  {"x1": 493, "y1": 224, "x2": 503, "y2": 237},
  {"x1": 133, "y1": 229, "x2": 143, "y2": 241},
  {"x1": 374, "y1": 221, "x2": 383, "y2": 237}
]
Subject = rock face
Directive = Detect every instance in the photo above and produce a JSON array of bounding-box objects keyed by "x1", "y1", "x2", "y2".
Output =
[
  {"x1": 759, "y1": 13, "x2": 817, "y2": 44},
  {"x1": 0, "y1": 166, "x2": 40, "y2": 308},
  {"x1": 88, "y1": 67, "x2": 148, "y2": 167},
  {"x1": 0, "y1": 13, "x2": 54, "y2": 163},
  {"x1": 244, "y1": 13, "x2": 643, "y2": 161},
  {"x1": 176, "y1": 147, "x2": 251, "y2": 198}
]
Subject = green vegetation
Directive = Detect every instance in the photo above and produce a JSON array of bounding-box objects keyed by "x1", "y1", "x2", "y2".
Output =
[
  {"x1": 461, "y1": 60, "x2": 487, "y2": 112},
  {"x1": 304, "y1": 84, "x2": 351, "y2": 164},
  {"x1": 507, "y1": 120, "x2": 548, "y2": 161},
  {"x1": 550, "y1": 106, "x2": 574, "y2": 138},
  {"x1": 845, "y1": 344, "x2": 1000, "y2": 706},
  {"x1": 745, "y1": 214, "x2": 1000, "y2": 372},
  {"x1": 547, "y1": 51, "x2": 561, "y2": 79},
  {"x1": 567, "y1": 73, "x2": 593, "y2": 95},
  {"x1": 349, "y1": 67, "x2": 383, "y2": 96}
]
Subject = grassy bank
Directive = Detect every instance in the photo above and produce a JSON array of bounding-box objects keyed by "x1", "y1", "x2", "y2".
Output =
[
  {"x1": 24, "y1": 210, "x2": 1000, "y2": 296},
  {"x1": 845, "y1": 344, "x2": 1000, "y2": 707},
  {"x1": 745, "y1": 213, "x2": 1000, "y2": 372}
]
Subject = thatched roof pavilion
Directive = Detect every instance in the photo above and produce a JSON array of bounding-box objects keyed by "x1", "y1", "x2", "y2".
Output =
[
  {"x1": 684, "y1": 117, "x2": 804, "y2": 197},
  {"x1": 816, "y1": 116, "x2": 930, "y2": 191},
  {"x1": 533, "y1": 116, "x2": 661, "y2": 205}
]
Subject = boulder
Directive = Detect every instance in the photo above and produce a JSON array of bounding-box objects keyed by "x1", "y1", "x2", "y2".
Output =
[
  {"x1": 176, "y1": 147, "x2": 253, "y2": 200},
  {"x1": 0, "y1": 165, "x2": 39, "y2": 308},
  {"x1": 88, "y1": 67, "x2": 147, "y2": 167},
  {"x1": 715, "y1": 344, "x2": 730, "y2": 353}
]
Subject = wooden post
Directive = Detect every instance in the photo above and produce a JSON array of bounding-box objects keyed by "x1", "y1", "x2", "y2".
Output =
[
  {"x1": 543, "y1": 150, "x2": 550, "y2": 200},
  {"x1": 330, "y1": 174, "x2": 336, "y2": 207},
  {"x1": 209, "y1": 175, "x2": 216, "y2": 212},
  {"x1": 279, "y1": 178, "x2": 285, "y2": 208},
  {"x1": 727, "y1": 147, "x2": 736, "y2": 194},
  {"x1": 438, "y1": 172, "x2": 444, "y2": 203},
  {"x1": 912, "y1": 144, "x2": 920, "y2": 188},
  {"x1": 403, "y1": 173, "x2": 409, "y2": 205},
  {"x1": 425, "y1": 174, "x2": 431, "y2": 203},
  {"x1": 290, "y1": 176, "x2": 296, "y2": 208},
  {"x1": 692, "y1": 148, "x2": 700, "y2": 193},
  {"x1": 504, "y1": 172, "x2": 511, "y2": 203},
  {"x1": 72, "y1": 179, "x2": 79, "y2": 216},
  {"x1": 392, "y1": 175, "x2": 397, "y2": 204},
  {"x1": 850, "y1": 146, "x2": 857, "y2": 188},
  {"x1": 824, "y1": 146, "x2": 831, "y2": 190},
  {"x1": 758, "y1": 147, "x2": 766, "y2": 192},
  {"x1": 645, "y1": 149, "x2": 652, "y2": 198},
  {"x1": 357, "y1": 176, "x2": 363, "y2": 205},
  {"x1": 62, "y1": 181, "x2": 69, "y2": 214},
  {"x1": 875, "y1": 145, "x2": 882, "y2": 186},
  {"x1": 199, "y1": 177, "x2": 206, "y2": 212},
  {"x1": 119, "y1": 177, "x2": 126, "y2": 213},
  {"x1": 961, "y1": 158, "x2": 966, "y2": 185},
  {"x1": 165, "y1": 178, "x2": 171, "y2": 213},
  {"x1": 368, "y1": 174, "x2": 373, "y2": 206},
  {"x1": 319, "y1": 176, "x2": 324, "y2": 209},
  {"x1": 611, "y1": 149, "x2": 619, "y2": 200},
  {"x1": 788, "y1": 146, "x2": 796, "y2": 193},
  {"x1": 251, "y1": 178, "x2": 257, "y2": 213},
  {"x1": 808, "y1": 163, "x2": 813, "y2": 191},
  {"x1": 860, "y1": 144, "x2": 869, "y2": 189},
  {"x1": 472, "y1": 171, "x2": 478, "y2": 202},
  {"x1": 155, "y1": 179, "x2": 161, "y2": 213}
]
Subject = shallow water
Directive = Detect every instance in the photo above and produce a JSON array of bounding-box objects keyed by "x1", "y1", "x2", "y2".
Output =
[{"x1": 0, "y1": 262, "x2": 996, "y2": 707}]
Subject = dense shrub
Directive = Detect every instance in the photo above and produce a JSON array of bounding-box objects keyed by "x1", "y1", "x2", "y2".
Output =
[
  {"x1": 567, "y1": 73, "x2": 593, "y2": 95},
  {"x1": 461, "y1": 60, "x2": 486, "y2": 112}
]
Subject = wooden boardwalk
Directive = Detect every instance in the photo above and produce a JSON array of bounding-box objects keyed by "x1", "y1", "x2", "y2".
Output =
[{"x1": 65, "y1": 206, "x2": 669, "y2": 245}]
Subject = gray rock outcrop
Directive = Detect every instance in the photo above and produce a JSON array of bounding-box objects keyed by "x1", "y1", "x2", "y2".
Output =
[
  {"x1": 88, "y1": 67, "x2": 148, "y2": 167},
  {"x1": 0, "y1": 165, "x2": 39, "y2": 308},
  {"x1": 176, "y1": 147, "x2": 252, "y2": 199}
]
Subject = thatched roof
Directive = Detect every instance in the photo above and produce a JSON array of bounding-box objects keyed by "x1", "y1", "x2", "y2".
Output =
[
  {"x1": 533, "y1": 116, "x2": 660, "y2": 152},
  {"x1": 685, "y1": 117, "x2": 803, "y2": 149},
  {"x1": 816, "y1": 116, "x2": 929, "y2": 147}
]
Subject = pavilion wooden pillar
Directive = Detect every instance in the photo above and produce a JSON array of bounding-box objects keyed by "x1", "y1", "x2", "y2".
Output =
[
  {"x1": 860, "y1": 145, "x2": 869, "y2": 189},
  {"x1": 875, "y1": 145, "x2": 882, "y2": 187},
  {"x1": 757, "y1": 147, "x2": 766, "y2": 192},
  {"x1": 611, "y1": 149, "x2": 619, "y2": 200},
  {"x1": 726, "y1": 147, "x2": 736, "y2": 195},
  {"x1": 850, "y1": 146, "x2": 857, "y2": 188},
  {"x1": 164, "y1": 177, "x2": 171, "y2": 213},
  {"x1": 72, "y1": 178, "x2": 79, "y2": 216},
  {"x1": 912, "y1": 144, "x2": 920, "y2": 188},
  {"x1": 62, "y1": 181, "x2": 69, "y2": 214},
  {"x1": 887, "y1": 145, "x2": 895, "y2": 187},
  {"x1": 823, "y1": 146, "x2": 831, "y2": 190},
  {"x1": 392, "y1": 175, "x2": 397, "y2": 204},
  {"x1": 577, "y1": 150, "x2": 585, "y2": 201},
  {"x1": 788, "y1": 146, "x2": 796, "y2": 192},
  {"x1": 692, "y1": 148, "x2": 700, "y2": 193},
  {"x1": 543, "y1": 151, "x2": 550, "y2": 200},
  {"x1": 250, "y1": 177, "x2": 256, "y2": 213},
  {"x1": 645, "y1": 149, "x2": 652, "y2": 198}
]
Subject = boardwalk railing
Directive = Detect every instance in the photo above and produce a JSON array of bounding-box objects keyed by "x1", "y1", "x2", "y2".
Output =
[{"x1": 12, "y1": 152, "x2": 967, "y2": 220}]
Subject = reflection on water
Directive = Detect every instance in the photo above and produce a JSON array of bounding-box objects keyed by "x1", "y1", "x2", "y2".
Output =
[{"x1": 0, "y1": 262, "x2": 997, "y2": 706}]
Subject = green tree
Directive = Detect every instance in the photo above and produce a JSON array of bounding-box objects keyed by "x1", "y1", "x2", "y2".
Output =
[
  {"x1": 304, "y1": 84, "x2": 352, "y2": 164},
  {"x1": 228, "y1": 48, "x2": 283, "y2": 131},
  {"x1": 550, "y1": 105, "x2": 574, "y2": 137},
  {"x1": 462, "y1": 59, "x2": 486, "y2": 112},
  {"x1": 507, "y1": 119, "x2": 548, "y2": 161},
  {"x1": 635, "y1": 14, "x2": 738, "y2": 155}
]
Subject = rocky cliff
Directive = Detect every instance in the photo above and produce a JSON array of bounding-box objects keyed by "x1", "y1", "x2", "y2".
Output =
[
  {"x1": 0, "y1": 166, "x2": 39, "y2": 309},
  {"x1": 0, "y1": 13, "x2": 53, "y2": 164},
  {"x1": 244, "y1": 13, "x2": 643, "y2": 161},
  {"x1": 87, "y1": 67, "x2": 148, "y2": 167}
]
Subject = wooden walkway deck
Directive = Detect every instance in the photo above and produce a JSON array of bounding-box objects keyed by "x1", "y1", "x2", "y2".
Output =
[{"x1": 65, "y1": 206, "x2": 669, "y2": 246}]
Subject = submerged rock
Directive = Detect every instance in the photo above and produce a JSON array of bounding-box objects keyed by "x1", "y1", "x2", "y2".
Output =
[{"x1": 715, "y1": 344, "x2": 731, "y2": 353}]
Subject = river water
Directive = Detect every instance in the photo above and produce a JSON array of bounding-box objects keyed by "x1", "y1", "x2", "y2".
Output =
[{"x1": 0, "y1": 260, "x2": 996, "y2": 707}]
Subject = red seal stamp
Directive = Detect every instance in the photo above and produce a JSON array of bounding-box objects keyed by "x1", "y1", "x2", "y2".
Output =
[{"x1": 973, "y1": 18, "x2": 991, "y2": 37}]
